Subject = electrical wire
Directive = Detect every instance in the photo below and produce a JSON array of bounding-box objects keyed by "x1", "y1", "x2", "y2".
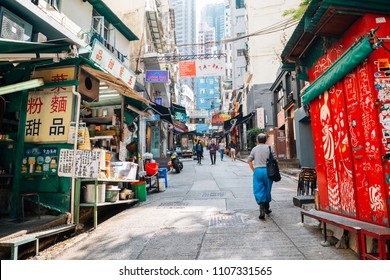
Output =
[{"x1": 176, "y1": 16, "x2": 299, "y2": 47}]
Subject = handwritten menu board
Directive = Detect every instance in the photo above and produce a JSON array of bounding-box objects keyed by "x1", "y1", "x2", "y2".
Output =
[{"x1": 58, "y1": 149, "x2": 101, "y2": 178}]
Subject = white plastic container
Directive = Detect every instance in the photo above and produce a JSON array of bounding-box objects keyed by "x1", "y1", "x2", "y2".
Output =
[
  {"x1": 83, "y1": 184, "x2": 106, "y2": 203},
  {"x1": 112, "y1": 162, "x2": 138, "y2": 180}
]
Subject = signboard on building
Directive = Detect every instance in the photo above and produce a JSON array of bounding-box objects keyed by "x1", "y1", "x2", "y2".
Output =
[
  {"x1": 277, "y1": 109, "x2": 285, "y2": 128},
  {"x1": 26, "y1": 67, "x2": 76, "y2": 143},
  {"x1": 190, "y1": 117, "x2": 206, "y2": 124},
  {"x1": 179, "y1": 59, "x2": 225, "y2": 77},
  {"x1": 58, "y1": 149, "x2": 101, "y2": 178},
  {"x1": 174, "y1": 112, "x2": 187, "y2": 122},
  {"x1": 90, "y1": 40, "x2": 136, "y2": 89},
  {"x1": 179, "y1": 61, "x2": 196, "y2": 77},
  {"x1": 212, "y1": 113, "x2": 231, "y2": 126},
  {"x1": 256, "y1": 108, "x2": 265, "y2": 129},
  {"x1": 145, "y1": 70, "x2": 169, "y2": 83}
]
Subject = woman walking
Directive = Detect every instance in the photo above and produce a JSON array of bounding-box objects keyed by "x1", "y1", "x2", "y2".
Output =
[
  {"x1": 218, "y1": 139, "x2": 226, "y2": 161},
  {"x1": 229, "y1": 140, "x2": 236, "y2": 161}
]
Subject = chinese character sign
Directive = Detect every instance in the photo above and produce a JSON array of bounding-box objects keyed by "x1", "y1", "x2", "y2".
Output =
[
  {"x1": 25, "y1": 91, "x2": 73, "y2": 142},
  {"x1": 90, "y1": 40, "x2": 136, "y2": 89},
  {"x1": 31, "y1": 67, "x2": 76, "y2": 94},
  {"x1": 58, "y1": 149, "x2": 101, "y2": 178}
]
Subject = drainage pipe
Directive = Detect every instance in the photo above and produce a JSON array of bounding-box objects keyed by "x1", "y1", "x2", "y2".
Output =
[{"x1": 70, "y1": 86, "x2": 81, "y2": 224}]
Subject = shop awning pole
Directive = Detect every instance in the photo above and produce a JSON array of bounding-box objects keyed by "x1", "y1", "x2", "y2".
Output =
[{"x1": 70, "y1": 86, "x2": 81, "y2": 224}]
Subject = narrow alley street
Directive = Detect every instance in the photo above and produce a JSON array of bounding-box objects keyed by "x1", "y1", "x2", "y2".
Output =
[{"x1": 36, "y1": 154, "x2": 357, "y2": 260}]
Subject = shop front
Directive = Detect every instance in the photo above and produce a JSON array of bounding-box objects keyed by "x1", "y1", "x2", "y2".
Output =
[{"x1": 0, "y1": 53, "x2": 151, "y2": 225}]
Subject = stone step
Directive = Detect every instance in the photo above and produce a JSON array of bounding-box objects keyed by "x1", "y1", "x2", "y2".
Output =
[{"x1": 278, "y1": 158, "x2": 300, "y2": 169}]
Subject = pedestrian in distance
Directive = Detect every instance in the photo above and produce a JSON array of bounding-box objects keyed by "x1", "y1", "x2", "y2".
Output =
[
  {"x1": 236, "y1": 141, "x2": 241, "y2": 159},
  {"x1": 218, "y1": 139, "x2": 226, "y2": 161},
  {"x1": 247, "y1": 133, "x2": 274, "y2": 220},
  {"x1": 229, "y1": 140, "x2": 236, "y2": 161},
  {"x1": 194, "y1": 139, "x2": 204, "y2": 165},
  {"x1": 208, "y1": 139, "x2": 218, "y2": 165}
]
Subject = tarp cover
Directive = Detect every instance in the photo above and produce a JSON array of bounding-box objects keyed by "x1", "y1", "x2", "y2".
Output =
[{"x1": 302, "y1": 36, "x2": 374, "y2": 105}]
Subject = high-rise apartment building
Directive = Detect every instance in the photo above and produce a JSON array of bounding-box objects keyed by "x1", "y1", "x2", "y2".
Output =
[
  {"x1": 172, "y1": 0, "x2": 197, "y2": 92},
  {"x1": 172, "y1": 0, "x2": 196, "y2": 55}
]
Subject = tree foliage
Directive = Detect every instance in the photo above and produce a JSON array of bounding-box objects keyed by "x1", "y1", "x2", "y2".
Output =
[
  {"x1": 246, "y1": 128, "x2": 267, "y2": 151},
  {"x1": 283, "y1": 0, "x2": 311, "y2": 19}
]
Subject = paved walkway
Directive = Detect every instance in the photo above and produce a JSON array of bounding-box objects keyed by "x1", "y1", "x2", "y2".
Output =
[{"x1": 34, "y1": 153, "x2": 358, "y2": 260}]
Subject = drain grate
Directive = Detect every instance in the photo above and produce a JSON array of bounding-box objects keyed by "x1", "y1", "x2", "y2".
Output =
[
  {"x1": 209, "y1": 214, "x2": 245, "y2": 227},
  {"x1": 158, "y1": 201, "x2": 189, "y2": 209},
  {"x1": 202, "y1": 192, "x2": 227, "y2": 198}
]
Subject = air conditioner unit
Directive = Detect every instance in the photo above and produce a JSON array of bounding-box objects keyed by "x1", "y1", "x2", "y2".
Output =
[{"x1": 0, "y1": 7, "x2": 33, "y2": 41}]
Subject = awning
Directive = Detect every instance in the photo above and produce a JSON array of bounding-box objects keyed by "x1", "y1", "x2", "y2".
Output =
[
  {"x1": 150, "y1": 103, "x2": 173, "y2": 124},
  {"x1": 173, "y1": 120, "x2": 189, "y2": 133},
  {"x1": 171, "y1": 103, "x2": 187, "y2": 115},
  {"x1": 223, "y1": 114, "x2": 241, "y2": 132},
  {"x1": 302, "y1": 36, "x2": 375, "y2": 105},
  {"x1": 236, "y1": 112, "x2": 254, "y2": 126},
  {"x1": 81, "y1": 65, "x2": 150, "y2": 106},
  {"x1": 0, "y1": 38, "x2": 71, "y2": 54},
  {"x1": 123, "y1": 96, "x2": 153, "y2": 118}
]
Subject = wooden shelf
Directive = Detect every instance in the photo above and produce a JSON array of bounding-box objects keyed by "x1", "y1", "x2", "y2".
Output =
[
  {"x1": 81, "y1": 117, "x2": 112, "y2": 124},
  {"x1": 80, "y1": 199, "x2": 138, "y2": 207},
  {"x1": 20, "y1": 173, "x2": 57, "y2": 178},
  {"x1": 89, "y1": 136, "x2": 114, "y2": 141},
  {"x1": 78, "y1": 178, "x2": 138, "y2": 183},
  {"x1": 0, "y1": 140, "x2": 15, "y2": 145}
]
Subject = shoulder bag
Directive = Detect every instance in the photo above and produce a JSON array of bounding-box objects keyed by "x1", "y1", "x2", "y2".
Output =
[{"x1": 266, "y1": 146, "x2": 281, "y2": 182}]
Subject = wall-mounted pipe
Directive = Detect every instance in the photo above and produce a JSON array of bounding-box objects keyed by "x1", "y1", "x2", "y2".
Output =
[{"x1": 70, "y1": 86, "x2": 81, "y2": 224}]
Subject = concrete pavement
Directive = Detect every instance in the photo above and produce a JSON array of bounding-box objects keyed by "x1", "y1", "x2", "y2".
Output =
[{"x1": 35, "y1": 152, "x2": 358, "y2": 260}]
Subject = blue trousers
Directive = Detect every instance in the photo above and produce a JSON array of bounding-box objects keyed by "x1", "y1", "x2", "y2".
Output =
[
  {"x1": 219, "y1": 149, "x2": 224, "y2": 160},
  {"x1": 253, "y1": 167, "x2": 273, "y2": 204}
]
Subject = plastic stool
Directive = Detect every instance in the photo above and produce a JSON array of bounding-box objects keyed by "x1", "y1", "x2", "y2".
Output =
[
  {"x1": 19, "y1": 193, "x2": 40, "y2": 222},
  {"x1": 158, "y1": 168, "x2": 168, "y2": 188}
]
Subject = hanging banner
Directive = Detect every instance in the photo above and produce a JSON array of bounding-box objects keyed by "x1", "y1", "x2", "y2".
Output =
[
  {"x1": 179, "y1": 59, "x2": 225, "y2": 77},
  {"x1": 179, "y1": 61, "x2": 196, "y2": 77},
  {"x1": 196, "y1": 58, "x2": 225, "y2": 77},
  {"x1": 90, "y1": 40, "x2": 136, "y2": 89}
]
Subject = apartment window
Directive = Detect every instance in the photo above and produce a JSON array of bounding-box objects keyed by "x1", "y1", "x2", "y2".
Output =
[
  {"x1": 238, "y1": 66, "x2": 246, "y2": 77},
  {"x1": 209, "y1": 79, "x2": 214, "y2": 85},
  {"x1": 199, "y1": 78, "x2": 205, "y2": 84},
  {"x1": 237, "y1": 32, "x2": 245, "y2": 37},
  {"x1": 236, "y1": 15, "x2": 245, "y2": 23},
  {"x1": 209, "y1": 89, "x2": 214, "y2": 95},
  {"x1": 200, "y1": 88, "x2": 206, "y2": 94},
  {"x1": 200, "y1": 99, "x2": 205, "y2": 104},
  {"x1": 236, "y1": 0, "x2": 245, "y2": 9},
  {"x1": 43, "y1": 0, "x2": 60, "y2": 11},
  {"x1": 237, "y1": 49, "x2": 245, "y2": 56}
]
